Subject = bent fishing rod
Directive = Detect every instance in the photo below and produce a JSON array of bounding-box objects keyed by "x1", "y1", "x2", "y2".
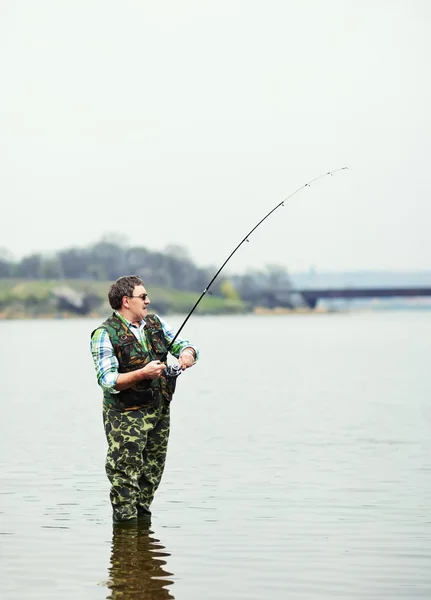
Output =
[{"x1": 167, "y1": 166, "x2": 348, "y2": 353}]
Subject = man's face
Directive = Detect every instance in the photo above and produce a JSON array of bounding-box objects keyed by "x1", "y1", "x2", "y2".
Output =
[{"x1": 124, "y1": 284, "x2": 150, "y2": 321}]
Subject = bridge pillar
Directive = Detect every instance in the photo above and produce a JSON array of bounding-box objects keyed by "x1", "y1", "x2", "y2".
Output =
[{"x1": 302, "y1": 294, "x2": 318, "y2": 309}]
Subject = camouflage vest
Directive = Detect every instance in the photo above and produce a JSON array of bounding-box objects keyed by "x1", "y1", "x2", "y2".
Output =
[{"x1": 92, "y1": 312, "x2": 173, "y2": 408}]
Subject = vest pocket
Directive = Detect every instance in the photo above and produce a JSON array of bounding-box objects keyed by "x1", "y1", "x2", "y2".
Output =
[
  {"x1": 118, "y1": 338, "x2": 143, "y2": 368},
  {"x1": 119, "y1": 387, "x2": 155, "y2": 408}
]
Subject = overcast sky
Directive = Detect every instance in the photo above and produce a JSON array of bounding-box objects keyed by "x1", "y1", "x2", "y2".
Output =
[{"x1": 0, "y1": 0, "x2": 429, "y2": 273}]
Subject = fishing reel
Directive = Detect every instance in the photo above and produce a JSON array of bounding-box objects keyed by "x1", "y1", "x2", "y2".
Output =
[
  {"x1": 164, "y1": 364, "x2": 182, "y2": 379},
  {"x1": 164, "y1": 364, "x2": 182, "y2": 395}
]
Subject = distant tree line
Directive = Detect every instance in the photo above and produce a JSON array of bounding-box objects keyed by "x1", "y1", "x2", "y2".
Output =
[
  {"x1": 0, "y1": 240, "x2": 298, "y2": 306},
  {"x1": 0, "y1": 241, "x2": 225, "y2": 293}
]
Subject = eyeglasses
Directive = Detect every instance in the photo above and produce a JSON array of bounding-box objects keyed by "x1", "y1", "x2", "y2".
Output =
[{"x1": 129, "y1": 293, "x2": 148, "y2": 301}]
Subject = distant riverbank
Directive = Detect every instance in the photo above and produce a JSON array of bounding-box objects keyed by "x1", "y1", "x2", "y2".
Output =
[
  {"x1": 0, "y1": 278, "x2": 247, "y2": 319},
  {"x1": 1, "y1": 279, "x2": 428, "y2": 319}
]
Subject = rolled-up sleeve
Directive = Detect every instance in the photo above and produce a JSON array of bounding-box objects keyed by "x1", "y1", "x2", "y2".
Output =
[
  {"x1": 159, "y1": 317, "x2": 200, "y2": 361},
  {"x1": 90, "y1": 328, "x2": 120, "y2": 394}
]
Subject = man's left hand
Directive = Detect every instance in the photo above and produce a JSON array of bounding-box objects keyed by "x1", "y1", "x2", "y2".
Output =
[{"x1": 178, "y1": 349, "x2": 196, "y2": 370}]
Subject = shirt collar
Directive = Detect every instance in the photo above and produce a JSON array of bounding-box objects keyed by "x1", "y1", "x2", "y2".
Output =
[{"x1": 115, "y1": 310, "x2": 146, "y2": 329}]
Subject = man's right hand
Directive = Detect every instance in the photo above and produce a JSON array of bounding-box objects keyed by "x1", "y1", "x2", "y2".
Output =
[{"x1": 141, "y1": 360, "x2": 165, "y2": 379}]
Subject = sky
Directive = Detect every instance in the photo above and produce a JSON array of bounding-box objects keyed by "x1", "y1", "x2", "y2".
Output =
[{"x1": 0, "y1": 0, "x2": 430, "y2": 273}]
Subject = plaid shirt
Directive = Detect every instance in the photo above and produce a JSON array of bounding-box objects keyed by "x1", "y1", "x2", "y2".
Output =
[{"x1": 91, "y1": 311, "x2": 199, "y2": 394}]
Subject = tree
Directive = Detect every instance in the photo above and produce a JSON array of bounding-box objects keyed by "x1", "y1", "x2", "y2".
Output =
[
  {"x1": 164, "y1": 244, "x2": 191, "y2": 261},
  {"x1": 0, "y1": 259, "x2": 11, "y2": 277},
  {"x1": 39, "y1": 257, "x2": 64, "y2": 279},
  {"x1": 220, "y1": 279, "x2": 241, "y2": 302},
  {"x1": 16, "y1": 254, "x2": 42, "y2": 278},
  {"x1": 264, "y1": 264, "x2": 294, "y2": 290}
]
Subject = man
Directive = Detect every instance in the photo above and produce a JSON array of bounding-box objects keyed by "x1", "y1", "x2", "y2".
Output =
[{"x1": 90, "y1": 275, "x2": 199, "y2": 524}]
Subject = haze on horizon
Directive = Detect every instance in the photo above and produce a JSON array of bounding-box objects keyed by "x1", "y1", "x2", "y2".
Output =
[{"x1": 0, "y1": 0, "x2": 429, "y2": 274}]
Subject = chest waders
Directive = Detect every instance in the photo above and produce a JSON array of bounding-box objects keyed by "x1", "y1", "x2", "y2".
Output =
[{"x1": 92, "y1": 313, "x2": 174, "y2": 523}]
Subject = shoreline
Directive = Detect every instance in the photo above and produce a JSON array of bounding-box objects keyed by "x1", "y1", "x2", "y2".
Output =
[{"x1": 1, "y1": 306, "x2": 429, "y2": 320}]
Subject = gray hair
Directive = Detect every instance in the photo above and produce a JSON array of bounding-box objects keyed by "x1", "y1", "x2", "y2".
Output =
[{"x1": 108, "y1": 275, "x2": 145, "y2": 309}]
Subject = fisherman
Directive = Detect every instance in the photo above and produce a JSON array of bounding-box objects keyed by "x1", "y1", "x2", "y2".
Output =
[{"x1": 90, "y1": 275, "x2": 199, "y2": 524}]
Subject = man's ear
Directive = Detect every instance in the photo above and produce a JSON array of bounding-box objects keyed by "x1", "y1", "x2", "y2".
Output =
[{"x1": 122, "y1": 295, "x2": 129, "y2": 309}]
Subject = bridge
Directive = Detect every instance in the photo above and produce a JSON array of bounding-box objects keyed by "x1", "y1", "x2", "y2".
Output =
[{"x1": 297, "y1": 287, "x2": 431, "y2": 309}]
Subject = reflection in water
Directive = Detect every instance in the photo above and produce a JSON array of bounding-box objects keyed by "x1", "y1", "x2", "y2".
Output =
[{"x1": 106, "y1": 522, "x2": 175, "y2": 599}]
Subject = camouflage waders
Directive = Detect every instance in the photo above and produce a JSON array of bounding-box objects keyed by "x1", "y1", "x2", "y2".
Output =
[{"x1": 103, "y1": 399, "x2": 170, "y2": 522}]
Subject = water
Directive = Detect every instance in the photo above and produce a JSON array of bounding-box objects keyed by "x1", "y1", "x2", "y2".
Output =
[{"x1": 1, "y1": 312, "x2": 430, "y2": 599}]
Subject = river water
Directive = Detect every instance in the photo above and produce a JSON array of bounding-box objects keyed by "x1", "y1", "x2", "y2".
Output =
[{"x1": 1, "y1": 312, "x2": 430, "y2": 599}]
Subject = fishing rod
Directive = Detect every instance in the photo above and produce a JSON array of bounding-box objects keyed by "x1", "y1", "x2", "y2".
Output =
[{"x1": 167, "y1": 166, "x2": 348, "y2": 353}]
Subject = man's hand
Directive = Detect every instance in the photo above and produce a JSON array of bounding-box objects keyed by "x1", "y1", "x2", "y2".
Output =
[
  {"x1": 141, "y1": 360, "x2": 166, "y2": 379},
  {"x1": 178, "y1": 348, "x2": 195, "y2": 371},
  {"x1": 115, "y1": 360, "x2": 165, "y2": 390}
]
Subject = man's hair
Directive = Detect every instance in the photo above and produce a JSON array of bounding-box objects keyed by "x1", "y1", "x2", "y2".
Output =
[{"x1": 108, "y1": 275, "x2": 145, "y2": 309}]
